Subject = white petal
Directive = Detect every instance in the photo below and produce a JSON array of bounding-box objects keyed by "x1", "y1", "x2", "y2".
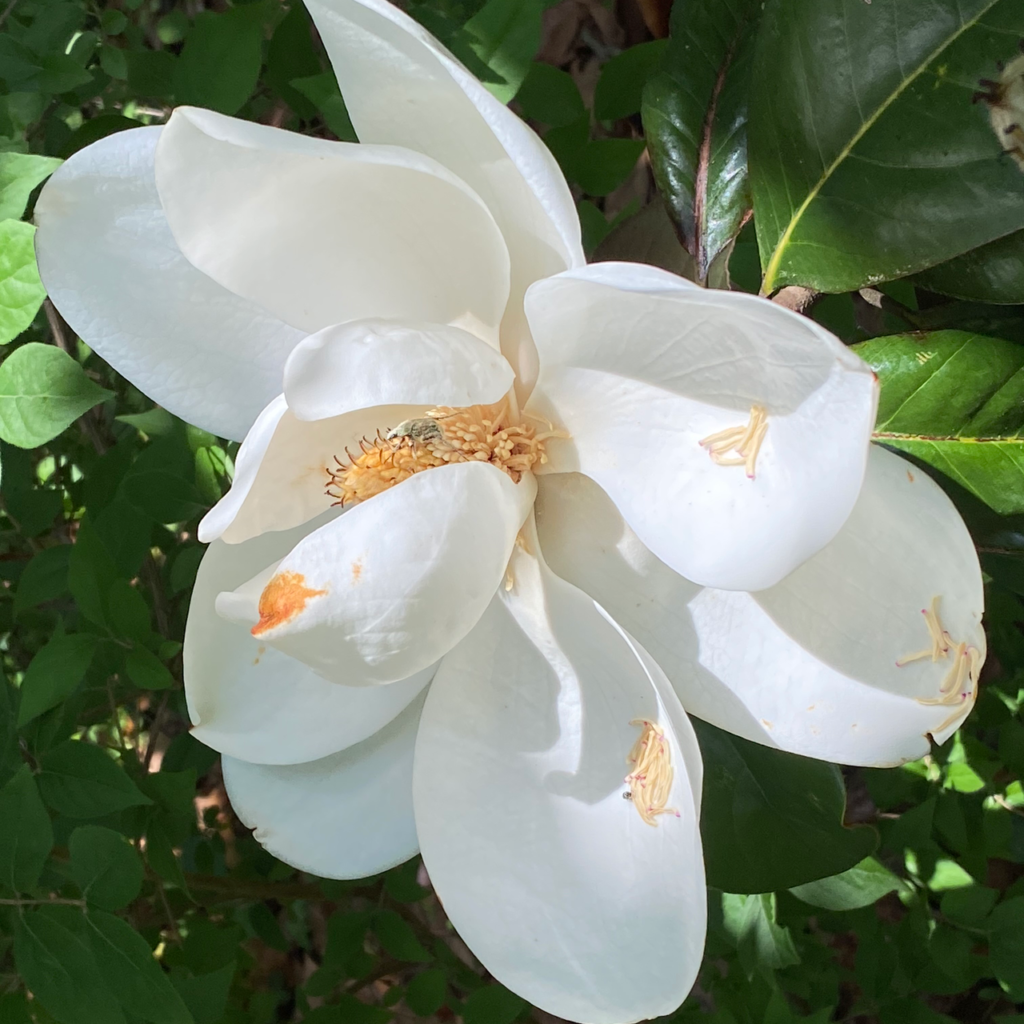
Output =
[
  {"x1": 198, "y1": 400, "x2": 429, "y2": 544},
  {"x1": 219, "y1": 462, "x2": 536, "y2": 685},
  {"x1": 34, "y1": 127, "x2": 303, "y2": 441},
  {"x1": 155, "y1": 107, "x2": 510, "y2": 342},
  {"x1": 536, "y1": 448, "x2": 986, "y2": 768},
  {"x1": 414, "y1": 531, "x2": 704, "y2": 1024},
  {"x1": 283, "y1": 319, "x2": 514, "y2": 422},
  {"x1": 305, "y1": 0, "x2": 583, "y2": 277},
  {"x1": 223, "y1": 692, "x2": 423, "y2": 878},
  {"x1": 526, "y1": 263, "x2": 878, "y2": 591},
  {"x1": 185, "y1": 515, "x2": 433, "y2": 765}
]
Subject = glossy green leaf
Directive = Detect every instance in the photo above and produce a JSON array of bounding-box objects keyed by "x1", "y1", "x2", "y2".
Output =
[
  {"x1": 13, "y1": 905, "x2": 126, "y2": 1024},
  {"x1": 854, "y1": 330, "x2": 1024, "y2": 514},
  {"x1": 594, "y1": 40, "x2": 666, "y2": 122},
  {"x1": 291, "y1": 73, "x2": 357, "y2": 142},
  {"x1": 0, "y1": 764, "x2": 53, "y2": 891},
  {"x1": 86, "y1": 911, "x2": 194, "y2": 1024},
  {"x1": 373, "y1": 909, "x2": 431, "y2": 962},
  {"x1": 516, "y1": 61, "x2": 584, "y2": 127},
  {"x1": 0, "y1": 343, "x2": 111, "y2": 448},
  {"x1": 464, "y1": 0, "x2": 542, "y2": 103},
  {"x1": 174, "y1": 5, "x2": 265, "y2": 116},
  {"x1": 405, "y1": 969, "x2": 447, "y2": 1017},
  {"x1": 789, "y1": 857, "x2": 902, "y2": 911},
  {"x1": 126, "y1": 646, "x2": 174, "y2": 690},
  {"x1": 751, "y1": 0, "x2": 1024, "y2": 294},
  {"x1": 17, "y1": 631, "x2": 97, "y2": 726},
  {"x1": 462, "y1": 984, "x2": 526, "y2": 1024},
  {"x1": 0, "y1": 152, "x2": 61, "y2": 221},
  {"x1": 988, "y1": 896, "x2": 1024, "y2": 1001},
  {"x1": 38, "y1": 741, "x2": 151, "y2": 819},
  {"x1": 719, "y1": 892, "x2": 800, "y2": 973},
  {"x1": 0, "y1": 220, "x2": 46, "y2": 345},
  {"x1": 14, "y1": 542, "x2": 71, "y2": 614},
  {"x1": 642, "y1": 0, "x2": 759, "y2": 281},
  {"x1": 694, "y1": 718, "x2": 877, "y2": 893},
  {"x1": 70, "y1": 825, "x2": 144, "y2": 910},
  {"x1": 913, "y1": 229, "x2": 1024, "y2": 305}
]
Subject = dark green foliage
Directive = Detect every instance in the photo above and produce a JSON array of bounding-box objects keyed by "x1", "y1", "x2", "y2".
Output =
[{"x1": 0, "y1": 0, "x2": 1022, "y2": 1022}]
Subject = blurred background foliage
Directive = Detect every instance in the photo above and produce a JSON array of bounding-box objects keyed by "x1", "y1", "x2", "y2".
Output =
[{"x1": 0, "y1": 0, "x2": 1023, "y2": 1022}]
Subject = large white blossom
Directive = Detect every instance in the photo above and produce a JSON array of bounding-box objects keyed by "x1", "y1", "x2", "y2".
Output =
[{"x1": 34, "y1": 0, "x2": 985, "y2": 1020}]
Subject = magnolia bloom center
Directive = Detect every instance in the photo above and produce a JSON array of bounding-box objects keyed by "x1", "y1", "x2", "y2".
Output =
[
  {"x1": 624, "y1": 719, "x2": 679, "y2": 827},
  {"x1": 326, "y1": 397, "x2": 551, "y2": 507}
]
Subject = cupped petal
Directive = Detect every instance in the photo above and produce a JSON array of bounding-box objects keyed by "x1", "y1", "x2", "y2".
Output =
[
  {"x1": 414, "y1": 529, "x2": 704, "y2": 1024},
  {"x1": 155, "y1": 107, "x2": 510, "y2": 341},
  {"x1": 218, "y1": 462, "x2": 536, "y2": 685},
  {"x1": 282, "y1": 319, "x2": 514, "y2": 422},
  {"x1": 223, "y1": 692, "x2": 423, "y2": 878},
  {"x1": 526, "y1": 263, "x2": 878, "y2": 591},
  {"x1": 305, "y1": 0, "x2": 583, "y2": 276},
  {"x1": 198, "y1": 399, "x2": 430, "y2": 544},
  {"x1": 536, "y1": 448, "x2": 985, "y2": 768},
  {"x1": 186, "y1": 516, "x2": 434, "y2": 765},
  {"x1": 33, "y1": 126, "x2": 303, "y2": 442}
]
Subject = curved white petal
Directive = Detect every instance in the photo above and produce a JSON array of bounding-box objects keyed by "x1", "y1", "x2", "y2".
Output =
[
  {"x1": 155, "y1": 107, "x2": 510, "y2": 342},
  {"x1": 218, "y1": 462, "x2": 536, "y2": 685},
  {"x1": 305, "y1": 0, "x2": 582, "y2": 276},
  {"x1": 536, "y1": 448, "x2": 985, "y2": 768},
  {"x1": 185, "y1": 515, "x2": 434, "y2": 765},
  {"x1": 33, "y1": 127, "x2": 303, "y2": 442},
  {"x1": 283, "y1": 319, "x2": 514, "y2": 422},
  {"x1": 414, "y1": 530, "x2": 704, "y2": 1024},
  {"x1": 223, "y1": 692, "x2": 423, "y2": 878},
  {"x1": 199, "y1": 400, "x2": 434, "y2": 545},
  {"x1": 526, "y1": 263, "x2": 878, "y2": 591}
]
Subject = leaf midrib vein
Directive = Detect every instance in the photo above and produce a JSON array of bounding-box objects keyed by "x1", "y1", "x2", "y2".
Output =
[{"x1": 761, "y1": 0, "x2": 1001, "y2": 292}]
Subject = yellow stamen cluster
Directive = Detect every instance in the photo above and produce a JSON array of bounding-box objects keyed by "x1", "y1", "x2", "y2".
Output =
[
  {"x1": 699, "y1": 405, "x2": 769, "y2": 479},
  {"x1": 897, "y1": 596, "x2": 983, "y2": 732},
  {"x1": 326, "y1": 398, "x2": 548, "y2": 507},
  {"x1": 624, "y1": 719, "x2": 679, "y2": 827}
]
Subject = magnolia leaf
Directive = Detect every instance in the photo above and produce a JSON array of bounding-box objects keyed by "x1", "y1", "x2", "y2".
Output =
[
  {"x1": 718, "y1": 892, "x2": 800, "y2": 974},
  {"x1": 0, "y1": 153, "x2": 61, "y2": 221},
  {"x1": 694, "y1": 718, "x2": 877, "y2": 893},
  {"x1": 0, "y1": 343, "x2": 111, "y2": 448},
  {"x1": 0, "y1": 220, "x2": 46, "y2": 345},
  {"x1": 751, "y1": 0, "x2": 1024, "y2": 294},
  {"x1": 913, "y1": 229, "x2": 1024, "y2": 305},
  {"x1": 642, "y1": 0, "x2": 759, "y2": 281},
  {"x1": 789, "y1": 857, "x2": 903, "y2": 911},
  {"x1": 854, "y1": 330, "x2": 1024, "y2": 514}
]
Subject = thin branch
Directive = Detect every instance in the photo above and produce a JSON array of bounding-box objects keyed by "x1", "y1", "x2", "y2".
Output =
[
  {"x1": 0, "y1": 0, "x2": 20, "y2": 30},
  {"x1": 0, "y1": 897, "x2": 85, "y2": 907}
]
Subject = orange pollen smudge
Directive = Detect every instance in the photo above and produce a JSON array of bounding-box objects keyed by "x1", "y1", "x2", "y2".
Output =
[
  {"x1": 325, "y1": 396, "x2": 552, "y2": 507},
  {"x1": 251, "y1": 571, "x2": 327, "y2": 637}
]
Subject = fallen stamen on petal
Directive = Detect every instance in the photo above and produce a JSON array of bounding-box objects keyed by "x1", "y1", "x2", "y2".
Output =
[
  {"x1": 897, "y1": 595, "x2": 984, "y2": 716},
  {"x1": 624, "y1": 719, "x2": 679, "y2": 827},
  {"x1": 326, "y1": 396, "x2": 546, "y2": 507},
  {"x1": 252, "y1": 572, "x2": 328, "y2": 637},
  {"x1": 699, "y1": 405, "x2": 769, "y2": 479}
]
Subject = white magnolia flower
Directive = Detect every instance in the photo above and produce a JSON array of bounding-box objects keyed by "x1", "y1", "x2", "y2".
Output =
[{"x1": 34, "y1": 0, "x2": 986, "y2": 1020}]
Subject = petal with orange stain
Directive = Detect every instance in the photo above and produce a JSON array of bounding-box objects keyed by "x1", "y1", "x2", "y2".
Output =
[{"x1": 252, "y1": 572, "x2": 328, "y2": 637}]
